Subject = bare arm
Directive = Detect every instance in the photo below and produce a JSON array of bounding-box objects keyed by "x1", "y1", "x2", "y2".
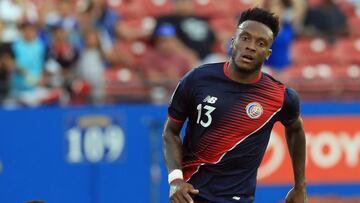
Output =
[
  {"x1": 163, "y1": 118, "x2": 199, "y2": 203},
  {"x1": 290, "y1": 0, "x2": 307, "y2": 34},
  {"x1": 284, "y1": 117, "x2": 307, "y2": 203},
  {"x1": 163, "y1": 118, "x2": 184, "y2": 173}
]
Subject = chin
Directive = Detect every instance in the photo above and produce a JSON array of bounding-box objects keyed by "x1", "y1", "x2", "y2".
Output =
[{"x1": 231, "y1": 57, "x2": 260, "y2": 74}]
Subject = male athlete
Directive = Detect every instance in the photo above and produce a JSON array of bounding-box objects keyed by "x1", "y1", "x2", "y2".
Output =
[{"x1": 162, "y1": 7, "x2": 307, "y2": 203}]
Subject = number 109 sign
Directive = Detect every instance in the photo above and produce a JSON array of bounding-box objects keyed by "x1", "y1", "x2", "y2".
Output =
[{"x1": 64, "y1": 114, "x2": 126, "y2": 164}]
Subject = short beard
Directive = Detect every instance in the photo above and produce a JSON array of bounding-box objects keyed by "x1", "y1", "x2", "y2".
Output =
[{"x1": 230, "y1": 55, "x2": 262, "y2": 75}]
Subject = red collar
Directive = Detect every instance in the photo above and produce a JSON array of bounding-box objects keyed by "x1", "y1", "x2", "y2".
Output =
[{"x1": 223, "y1": 61, "x2": 262, "y2": 84}]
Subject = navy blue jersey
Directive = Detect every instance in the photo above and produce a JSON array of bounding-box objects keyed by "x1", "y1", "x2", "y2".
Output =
[{"x1": 168, "y1": 62, "x2": 300, "y2": 203}]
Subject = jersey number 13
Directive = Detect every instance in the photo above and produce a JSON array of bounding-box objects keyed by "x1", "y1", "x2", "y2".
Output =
[{"x1": 196, "y1": 104, "x2": 216, "y2": 127}]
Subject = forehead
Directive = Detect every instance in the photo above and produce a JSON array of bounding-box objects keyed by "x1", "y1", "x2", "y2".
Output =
[{"x1": 237, "y1": 20, "x2": 274, "y2": 40}]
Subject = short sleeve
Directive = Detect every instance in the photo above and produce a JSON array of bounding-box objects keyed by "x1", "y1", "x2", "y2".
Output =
[
  {"x1": 278, "y1": 88, "x2": 300, "y2": 126},
  {"x1": 168, "y1": 69, "x2": 194, "y2": 122}
]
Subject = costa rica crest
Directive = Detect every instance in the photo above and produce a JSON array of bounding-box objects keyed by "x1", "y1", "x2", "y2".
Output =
[{"x1": 246, "y1": 102, "x2": 263, "y2": 119}]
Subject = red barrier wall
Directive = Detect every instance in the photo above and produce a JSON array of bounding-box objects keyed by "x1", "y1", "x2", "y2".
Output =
[{"x1": 258, "y1": 117, "x2": 360, "y2": 184}]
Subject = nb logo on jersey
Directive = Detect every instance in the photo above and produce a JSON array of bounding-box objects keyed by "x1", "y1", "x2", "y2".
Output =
[
  {"x1": 232, "y1": 196, "x2": 241, "y2": 201},
  {"x1": 203, "y1": 95, "x2": 218, "y2": 104},
  {"x1": 197, "y1": 95, "x2": 217, "y2": 128}
]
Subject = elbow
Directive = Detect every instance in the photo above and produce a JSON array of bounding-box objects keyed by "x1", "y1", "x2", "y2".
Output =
[
  {"x1": 162, "y1": 127, "x2": 176, "y2": 144},
  {"x1": 285, "y1": 117, "x2": 305, "y2": 135}
]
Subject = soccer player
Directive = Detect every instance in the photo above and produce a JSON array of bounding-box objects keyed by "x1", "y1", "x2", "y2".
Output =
[{"x1": 162, "y1": 7, "x2": 307, "y2": 203}]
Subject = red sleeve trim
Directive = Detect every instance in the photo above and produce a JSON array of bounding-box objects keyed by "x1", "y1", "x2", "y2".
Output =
[
  {"x1": 223, "y1": 61, "x2": 230, "y2": 78},
  {"x1": 168, "y1": 115, "x2": 184, "y2": 124}
]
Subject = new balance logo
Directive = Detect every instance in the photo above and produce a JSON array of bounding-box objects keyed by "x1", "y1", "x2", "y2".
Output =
[
  {"x1": 203, "y1": 95, "x2": 218, "y2": 104},
  {"x1": 232, "y1": 196, "x2": 241, "y2": 201}
]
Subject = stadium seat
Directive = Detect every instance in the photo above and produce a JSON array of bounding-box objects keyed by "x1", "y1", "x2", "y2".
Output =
[
  {"x1": 209, "y1": 16, "x2": 236, "y2": 54},
  {"x1": 110, "y1": 0, "x2": 147, "y2": 19},
  {"x1": 121, "y1": 17, "x2": 157, "y2": 39},
  {"x1": 229, "y1": 0, "x2": 253, "y2": 14},
  {"x1": 333, "y1": 64, "x2": 360, "y2": 100},
  {"x1": 291, "y1": 38, "x2": 336, "y2": 65},
  {"x1": 142, "y1": 0, "x2": 173, "y2": 17},
  {"x1": 209, "y1": 17, "x2": 236, "y2": 34},
  {"x1": 338, "y1": 0, "x2": 356, "y2": 18},
  {"x1": 333, "y1": 38, "x2": 360, "y2": 65},
  {"x1": 104, "y1": 68, "x2": 149, "y2": 103},
  {"x1": 193, "y1": 0, "x2": 231, "y2": 18},
  {"x1": 280, "y1": 64, "x2": 339, "y2": 101},
  {"x1": 349, "y1": 17, "x2": 360, "y2": 37},
  {"x1": 117, "y1": 40, "x2": 150, "y2": 67}
]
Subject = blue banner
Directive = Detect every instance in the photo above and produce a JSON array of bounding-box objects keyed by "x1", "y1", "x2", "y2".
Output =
[{"x1": 0, "y1": 103, "x2": 359, "y2": 203}]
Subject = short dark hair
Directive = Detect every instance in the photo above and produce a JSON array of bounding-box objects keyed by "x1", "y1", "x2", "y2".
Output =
[{"x1": 237, "y1": 7, "x2": 280, "y2": 38}]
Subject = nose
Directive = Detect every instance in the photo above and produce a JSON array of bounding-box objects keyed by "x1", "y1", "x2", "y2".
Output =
[{"x1": 245, "y1": 40, "x2": 256, "y2": 52}]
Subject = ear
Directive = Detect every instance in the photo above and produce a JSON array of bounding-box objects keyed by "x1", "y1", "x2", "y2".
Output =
[{"x1": 266, "y1": 49, "x2": 272, "y2": 60}]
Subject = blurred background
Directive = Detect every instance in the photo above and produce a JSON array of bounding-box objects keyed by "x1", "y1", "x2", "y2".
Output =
[{"x1": 0, "y1": 0, "x2": 359, "y2": 202}]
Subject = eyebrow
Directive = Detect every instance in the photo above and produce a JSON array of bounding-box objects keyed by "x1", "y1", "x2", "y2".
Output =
[{"x1": 238, "y1": 29, "x2": 271, "y2": 41}]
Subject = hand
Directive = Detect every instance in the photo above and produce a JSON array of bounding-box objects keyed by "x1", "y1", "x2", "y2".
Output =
[
  {"x1": 285, "y1": 186, "x2": 307, "y2": 203},
  {"x1": 169, "y1": 179, "x2": 199, "y2": 203}
]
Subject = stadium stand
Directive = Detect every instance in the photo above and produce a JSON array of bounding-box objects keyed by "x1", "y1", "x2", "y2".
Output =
[{"x1": 1, "y1": 0, "x2": 360, "y2": 106}]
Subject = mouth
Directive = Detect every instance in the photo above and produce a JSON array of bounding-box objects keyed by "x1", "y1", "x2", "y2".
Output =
[{"x1": 241, "y1": 54, "x2": 254, "y2": 63}]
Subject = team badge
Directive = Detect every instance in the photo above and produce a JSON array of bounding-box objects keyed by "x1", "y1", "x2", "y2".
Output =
[{"x1": 246, "y1": 102, "x2": 263, "y2": 119}]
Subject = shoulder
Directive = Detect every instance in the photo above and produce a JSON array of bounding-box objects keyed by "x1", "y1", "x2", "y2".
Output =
[
  {"x1": 263, "y1": 73, "x2": 300, "y2": 103},
  {"x1": 181, "y1": 62, "x2": 225, "y2": 84},
  {"x1": 261, "y1": 73, "x2": 300, "y2": 101},
  {"x1": 262, "y1": 72, "x2": 284, "y2": 84},
  {"x1": 284, "y1": 87, "x2": 300, "y2": 103},
  {"x1": 278, "y1": 87, "x2": 301, "y2": 125},
  {"x1": 261, "y1": 72, "x2": 287, "y2": 91},
  {"x1": 194, "y1": 62, "x2": 225, "y2": 75}
]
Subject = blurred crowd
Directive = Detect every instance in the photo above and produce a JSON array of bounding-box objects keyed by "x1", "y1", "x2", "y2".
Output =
[{"x1": 0, "y1": 0, "x2": 359, "y2": 107}]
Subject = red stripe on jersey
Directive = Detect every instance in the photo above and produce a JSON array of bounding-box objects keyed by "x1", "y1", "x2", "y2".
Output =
[
  {"x1": 168, "y1": 115, "x2": 184, "y2": 124},
  {"x1": 183, "y1": 75, "x2": 286, "y2": 181},
  {"x1": 223, "y1": 61, "x2": 230, "y2": 78}
]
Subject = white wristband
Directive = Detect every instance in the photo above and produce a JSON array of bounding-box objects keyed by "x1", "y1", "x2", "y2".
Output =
[{"x1": 168, "y1": 169, "x2": 183, "y2": 184}]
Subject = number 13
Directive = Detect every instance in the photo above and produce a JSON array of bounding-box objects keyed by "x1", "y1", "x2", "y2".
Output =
[{"x1": 196, "y1": 104, "x2": 216, "y2": 127}]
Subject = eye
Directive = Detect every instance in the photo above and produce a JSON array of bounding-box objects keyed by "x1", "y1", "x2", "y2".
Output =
[
  {"x1": 240, "y1": 36, "x2": 248, "y2": 41},
  {"x1": 258, "y1": 41, "x2": 266, "y2": 47}
]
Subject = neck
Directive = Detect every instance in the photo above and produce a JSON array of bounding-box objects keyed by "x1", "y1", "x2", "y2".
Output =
[{"x1": 226, "y1": 61, "x2": 262, "y2": 84}]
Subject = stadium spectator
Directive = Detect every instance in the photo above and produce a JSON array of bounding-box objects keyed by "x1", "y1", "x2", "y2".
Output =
[
  {"x1": 256, "y1": 0, "x2": 307, "y2": 71},
  {"x1": 10, "y1": 21, "x2": 47, "y2": 106},
  {"x1": 141, "y1": 24, "x2": 197, "y2": 103},
  {"x1": 0, "y1": 37, "x2": 15, "y2": 103},
  {"x1": 76, "y1": 28, "x2": 105, "y2": 104},
  {"x1": 78, "y1": 0, "x2": 119, "y2": 53},
  {"x1": 304, "y1": 0, "x2": 350, "y2": 43},
  {"x1": 154, "y1": 0, "x2": 222, "y2": 64},
  {"x1": 0, "y1": 0, "x2": 357, "y2": 107},
  {"x1": 39, "y1": 24, "x2": 79, "y2": 104},
  {"x1": 79, "y1": 0, "x2": 144, "y2": 50},
  {"x1": 41, "y1": 0, "x2": 82, "y2": 49},
  {"x1": 47, "y1": 24, "x2": 79, "y2": 81},
  {"x1": 77, "y1": 0, "x2": 142, "y2": 68},
  {"x1": 0, "y1": 0, "x2": 38, "y2": 43}
]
